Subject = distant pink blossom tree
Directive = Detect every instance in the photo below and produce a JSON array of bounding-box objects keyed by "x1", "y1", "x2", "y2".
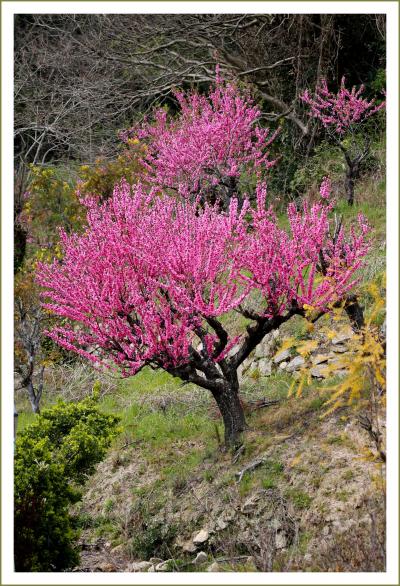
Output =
[
  {"x1": 121, "y1": 70, "x2": 279, "y2": 208},
  {"x1": 301, "y1": 77, "x2": 385, "y2": 205},
  {"x1": 37, "y1": 180, "x2": 369, "y2": 446}
]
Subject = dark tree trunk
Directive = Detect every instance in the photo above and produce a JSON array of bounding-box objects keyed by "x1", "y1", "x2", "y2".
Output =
[
  {"x1": 344, "y1": 294, "x2": 365, "y2": 332},
  {"x1": 212, "y1": 383, "x2": 247, "y2": 447},
  {"x1": 14, "y1": 224, "x2": 27, "y2": 274},
  {"x1": 345, "y1": 160, "x2": 360, "y2": 207}
]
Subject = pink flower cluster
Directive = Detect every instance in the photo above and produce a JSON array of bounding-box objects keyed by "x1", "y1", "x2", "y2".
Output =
[
  {"x1": 301, "y1": 77, "x2": 385, "y2": 134},
  {"x1": 121, "y1": 73, "x2": 278, "y2": 199},
  {"x1": 36, "y1": 180, "x2": 370, "y2": 376},
  {"x1": 319, "y1": 176, "x2": 331, "y2": 200}
]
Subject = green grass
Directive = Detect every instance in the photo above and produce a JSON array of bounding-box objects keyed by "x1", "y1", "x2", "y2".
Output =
[{"x1": 285, "y1": 488, "x2": 313, "y2": 510}]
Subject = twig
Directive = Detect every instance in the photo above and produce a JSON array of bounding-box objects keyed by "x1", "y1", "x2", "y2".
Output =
[{"x1": 235, "y1": 456, "x2": 267, "y2": 483}]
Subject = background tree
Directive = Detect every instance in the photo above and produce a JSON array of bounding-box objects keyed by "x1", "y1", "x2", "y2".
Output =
[{"x1": 301, "y1": 78, "x2": 385, "y2": 205}]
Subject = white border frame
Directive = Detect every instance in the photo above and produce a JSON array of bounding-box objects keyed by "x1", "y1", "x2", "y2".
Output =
[{"x1": 2, "y1": 2, "x2": 399, "y2": 585}]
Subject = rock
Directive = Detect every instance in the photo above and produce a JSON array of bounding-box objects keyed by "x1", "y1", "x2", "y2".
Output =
[
  {"x1": 149, "y1": 557, "x2": 163, "y2": 564},
  {"x1": 333, "y1": 369, "x2": 348, "y2": 378},
  {"x1": 182, "y1": 539, "x2": 197, "y2": 553},
  {"x1": 193, "y1": 529, "x2": 209, "y2": 545},
  {"x1": 332, "y1": 344, "x2": 347, "y2": 353},
  {"x1": 99, "y1": 563, "x2": 116, "y2": 571},
  {"x1": 111, "y1": 544, "x2": 125, "y2": 555},
  {"x1": 193, "y1": 551, "x2": 208, "y2": 565},
  {"x1": 255, "y1": 334, "x2": 273, "y2": 358},
  {"x1": 216, "y1": 517, "x2": 228, "y2": 531},
  {"x1": 311, "y1": 354, "x2": 330, "y2": 365},
  {"x1": 155, "y1": 559, "x2": 173, "y2": 572},
  {"x1": 380, "y1": 319, "x2": 386, "y2": 339},
  {"x1": 275, "y1": 531, "x2": 287, "y2": 549},
  {"x1": 147, "y1": 565, "x2": 156, "y2": 572},
  {"x1": 259, "y1": 358, "x2": 272, "y2": 376},
  {"x1": 310, "y1": 365, "x2": 328, "y2": 378},
  {"x1": 332, "y1": 328, "x2": 353, "y2": 345},
  {"x1": 279, "y1": 361, "x2": 288, "y2": 369},
  {"x1": 286, "y1": 356, "x2": 305, "y2": 372},
  {"x1": 206, "y1": 562, "x2": 220, "y2": 572},
  {"x1": 273, "y1": 349, "x2": 291, "y2": 364},
  {"x1": 129, "y1": 561, "x2": 153, "y2": 572}
]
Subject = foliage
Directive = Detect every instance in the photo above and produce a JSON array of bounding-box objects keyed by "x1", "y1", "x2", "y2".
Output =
[
  {"x1": 23, "y1": 165, "x2": 85, "y2": 252},
  {"x1": 77, "y1": 142, "x2": 146, "y2": 201},
  {"x1": 14, "y1": 396, "x2": 120, "y2": 571},
  {"x1": 285, "y1": 275, "x2": 386, "y2": 459}
]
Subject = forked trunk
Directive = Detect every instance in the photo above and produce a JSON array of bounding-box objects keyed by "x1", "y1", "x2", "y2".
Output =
[{"x1": 212, "y1": 383, "x2": 247, "y2": 447}]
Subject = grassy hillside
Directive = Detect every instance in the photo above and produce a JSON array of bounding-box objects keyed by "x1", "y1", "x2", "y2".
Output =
[{"x1": 15, "y1": 137, "x2": 386, "y2": 573}]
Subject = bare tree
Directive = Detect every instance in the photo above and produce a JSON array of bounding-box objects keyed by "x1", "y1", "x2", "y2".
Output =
[{"x1": 14, "y1": 297, "x2": 46, "y2": 414}]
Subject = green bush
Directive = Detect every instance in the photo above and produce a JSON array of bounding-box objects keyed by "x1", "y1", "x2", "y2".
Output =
[{"x1": 14, "y1": 396, "x2": 120, "y2": 571}]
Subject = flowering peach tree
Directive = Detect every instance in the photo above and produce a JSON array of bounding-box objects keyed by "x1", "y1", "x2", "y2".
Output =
[
  {"x1": 37, "y1": 78, "x2": 371, "y2": 446},
  {"x1": 37, "y1": 179, "x2": 369, "y2": 445},
  {"x1": 121, "y1": 71, "x2": 278, "y2": 208},
  {"x1": 301, "y1": 77, "x2": 385, "y2": 205}
]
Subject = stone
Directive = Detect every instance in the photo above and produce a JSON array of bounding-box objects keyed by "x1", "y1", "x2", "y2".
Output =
[
  {"x1": 380, "y1": 319, "x2": 386, "y2": 339},
  {"x1": 206, "y1": 562, "x2": 220, "y2": 572},
  {"x1": 155, "y1": 559, "x2": 173, "y2": 572},
  {"x1": 149, "y1": 557, "x2": 163, "y2": 564},
  {"x1": 182, "y1": 539, "x2": 197, "y2": 553},
  {"x1": 286, "y1": 356, "x2": 305, "y2": 372},
  {"x1": 193, "y1": 529, "x2": 209, "y2": 545},
  {"x1": 147, "y1": 565, "x2": 156, "y2": 572},
  {"x1": 275, "y1": 531, "x2": 287, "y2": 549},
  {"x1": 310, "y1": 365, "x2": 329, "y2": 378},
  {"x1": 111, "y1": 544, "x2": 125, "y2": 555},
  {"x1": 193, "y1": 551, "x2": 208, "y2": 565},
  {"x1": 259, "y1": 358, "x2": 272, "y2": 376},
  {"x1": 129, "y1": 561, "x2": 153, "y2": 572},
  {"x1": 311, "y1": 354, "x2": 330, "y2": 365},
  {"x1": 332, "y1": 328, "x2": 353, "y2": 345},
  {"x1": 255, "y1": 334, "x2": 273, "y2": 358},
  {"x1": 99, "y1": 563, "x2": 116, "y2": 572},
  {"x1": 273, "y1": 349, "x2": 291, "y2": 364},
  {"x1": 279, "y1": 361, "x2": 288, "y2": 369},
  {"x1": 333, "y1": 369, "x2": 348, "y2": 378},
  {"x1": 216, "y1": 517, "x2": 228, "y2": 531},
  {"x1": 332, "y1": 344, "x2": 347, "y2": 353}
]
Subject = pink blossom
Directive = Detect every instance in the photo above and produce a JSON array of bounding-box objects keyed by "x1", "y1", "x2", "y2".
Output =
[
  {"x1": 300, "y1": 77, "x2": 385, "y2": 135},
  {"x1": 121, "y1": 73, "x2": 279, "y2": 202},
  {"x1": 319, "y1": 176, "x2": 331, "y2": 200},
  {"x1": 36, "y1": 180, "x2": 370, "y2": 376}
]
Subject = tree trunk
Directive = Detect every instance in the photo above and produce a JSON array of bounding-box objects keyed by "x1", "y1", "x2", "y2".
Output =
[
  {"x1": 345, "y1": 160, "x2": 360, "y2": 206},
  {"x1": 212, "y1": 383, "x2": 247, "y2": 447},
  {"x1": 27, "y1": 382, "x2": 41, "y2": 414}
]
